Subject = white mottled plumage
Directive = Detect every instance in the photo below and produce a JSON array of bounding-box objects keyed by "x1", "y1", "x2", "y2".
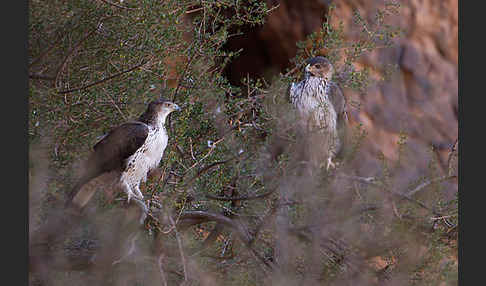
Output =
[
  {"x1": 120, "y1": 107, "x2": 172, "y2": 202},
  {"x1": 290, "y1": 56, "x2": 346, "y2": 170},
  {"x1": 290, "y1": 76, "x2": 337, "y2": 134},
  {"x1": 120, "y1": 125, "x2": 168, "y2": 201}
]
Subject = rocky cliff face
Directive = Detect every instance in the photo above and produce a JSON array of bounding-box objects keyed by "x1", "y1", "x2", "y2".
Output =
[{"x1": 224, "y1": 0, "x2": 458, "y2": 196}]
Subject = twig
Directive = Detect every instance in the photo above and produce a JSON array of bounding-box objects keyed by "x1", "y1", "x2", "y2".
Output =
[
  {"x1": 171, "y1": 43, "x2": 197, "y2": 101},
  {"x1": 54, "y1": 28, "x2": 98, "y2": 88},
  {"x1": 337, "y1": 173, "x2": 377, "y2": 184},
  {"x1": 249, "y1": 202, "x2": 280, "y2": 246},
  {"x1": 29, "y1": 74, "x2": 56, "y2": 81},
  {"x1": 175, "y1": 144, "x2": 186, "y2": 160},
  {"x1": 283, "y1": 64, "x2": 301, "y2": 77},
  {"x1": 336, "y1": 173, "x2": 447, "y2": 215},
  {"x1": 182, "y1": 152, "x2": 250, "y2": 188},
  {"x1": 288, "y1": 204, "x2": 378, "y2": 236},
  {"x1": 112, "y1": 232, "x2": 140, "y2": 265},
  {"x1": 160, "y1": 163, "x2": 176, "y2": 192},
  {"x1": 406, "y1": 175, "x2": 457, "y2": 197},
  {"x1": 29, "y1": 27, "x2": 71, "y2": 68},
  {"x1": 392, "y1": 201, "x2": 402, "y2": 220},
  {"x1": 168, "y1": 213, "x2": 188, "y2": 282},
  {"x1": 177, "y1": 210, "x2": 273, "y2": 271},
  {"x1": 105, "y1": 89, "x2": 128, "y2": 121},
  {"x1": 186, "y1": 7, "x2": 204, "y2": 14},
  {"x1": 447, "y1": 138, "x2": 458, "y2": 174},
  {"x1": 430, "y1": 214, "x2": 456, "y2": 221},
  {"x1": 100, "y1": 0, "x2": 138, "y2": 10},
  {"x1": 54, "y1": 15, "x2": 121, "y2": 91},
  {"x1": 221, "y1": 234, "x2": 232, "y2": 257},
  {"x1": 189, "y1": 138, "x2": 196, "y2": 161},
  {"x1": 184, "y1": 137, "x2": 223, "y2": 173},
  {"x1": 205, "y1": 188, "x2": 276, "y2": 201}
]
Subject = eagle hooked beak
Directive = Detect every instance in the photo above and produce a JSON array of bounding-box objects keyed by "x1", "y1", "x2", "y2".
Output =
[
  {"x1": 172, "y1": 103, "x2": 181, "y2": 111},
  {"x1": 304, "y1": 64, "x2": 311, "y2": 72}
]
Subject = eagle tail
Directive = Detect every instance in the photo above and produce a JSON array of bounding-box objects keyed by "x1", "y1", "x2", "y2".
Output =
[{"x1": 64, "y1": 161, "x2": 104, "y2": 209}]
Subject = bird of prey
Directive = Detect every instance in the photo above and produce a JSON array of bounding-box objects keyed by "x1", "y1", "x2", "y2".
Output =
[
  {"x1": 289, "y1": 56, "x2": 348, "y2": 170},
  {"x1": 65, "y1": 98, "x2": 180, "y2": 213}
]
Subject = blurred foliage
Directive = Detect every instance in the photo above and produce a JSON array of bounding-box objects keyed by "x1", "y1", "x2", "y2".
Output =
[{"x1": 29, "y1": 0, "x2": 457, "y2": 285}]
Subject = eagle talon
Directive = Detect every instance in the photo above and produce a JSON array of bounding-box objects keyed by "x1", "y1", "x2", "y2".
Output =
[
  {"x1": 123, "y1": 183, "x2": 144, "y2": 203},
  {"x1": 125, "y1": 190, "x2": 137, "y2": 204},
  {"x1": 326, "y1": 157, "x2": 337, "y2": 170}
]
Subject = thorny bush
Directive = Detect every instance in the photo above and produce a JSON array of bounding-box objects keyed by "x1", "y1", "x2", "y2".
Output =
[{"x1": 29, "y1": 1, "x2": 457, "y2": 285}]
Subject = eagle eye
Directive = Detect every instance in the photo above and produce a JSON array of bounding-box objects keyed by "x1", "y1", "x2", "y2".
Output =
[{"x1": 314, "y1": 64, "x2": 321, "y2": 69}]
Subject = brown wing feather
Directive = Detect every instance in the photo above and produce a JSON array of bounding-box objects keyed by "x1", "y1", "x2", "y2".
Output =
[
  {"x1": 327, "y1": 81, "x2": 348, "y2": 123},
  {"x1": 65, "y1": 122, "x2": 149, "y2": 208},
  {"x1": 92, "y1": 121, "x2": 150, "y2": 172},
  {"x1": 327, "y1": 81, "x2": 351, "y2": 158}
]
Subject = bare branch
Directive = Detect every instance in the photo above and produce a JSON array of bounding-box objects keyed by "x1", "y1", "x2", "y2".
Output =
[
  {"x1": 205, "y1": 188, "x2": 276, "y2": 201},
  {"x1": 100, "y1": 0, "x2": 138, "y2": 10},
  {"x1": 29, "y1": 74, "x2": 56, "y2": 81},
  {"x1": 186, "y1": 7, "x2": 204, "y2": 14},
  {"x1": 337, "y1": 173, "x2": 377, "y2": 184},
  {"x1": 29, "y1": 27, "x2": 72, "y2": 68},
  {"x1": 182, "y1": 152, "x2": 250, "y2": 188},
  {"x1": 54, "y1": 15, "x2": 121, "y2": 91},
  {"x1": 54, "y1": 28, "x2": 97, "y2": 88},
  {"x1": 337, "y1": 173, "x2": 453, "y2": 215},
  {"x1": 57, "y1": 59, "x2": 149, "y2": 94},
  {"x1": 283, "y1": 64, "x2": 301, "y2": 77},
  {"x1": 406, "y1": 175, "x2": 457, "y2": 197},
  {"x1": 104, "y1": 88, "x2": 128, "y2": 121},
  {"x1": 177, "y1": 211, "x2": 274, "y2": 270}
]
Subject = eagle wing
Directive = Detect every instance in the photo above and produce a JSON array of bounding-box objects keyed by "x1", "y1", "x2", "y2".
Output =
[
  {"x1": 92, "y1": 121, "x2": 150, "y2": 172},
  {"x1": 327, "y1": 81, "x2": 348, "y2": 124},
  {"x1": 327, "y1": 81, "x2": 351, "y2": 158}
]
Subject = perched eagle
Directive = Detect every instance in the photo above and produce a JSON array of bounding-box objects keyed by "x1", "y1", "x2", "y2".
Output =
[
  {"x1": 65, "y1": 98, "x2": 180, "y2": 211},
  {"x1": 289, "y1": 56, "x2": 348, "y2": 170}
]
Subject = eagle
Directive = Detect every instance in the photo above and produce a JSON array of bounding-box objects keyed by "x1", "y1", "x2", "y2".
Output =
[
  {"x1": 65, "y1": 98, "x2": 180, "y2": 213},
  {"x1": 289, "y1": 56, "x2": 348, "y2": 170}
]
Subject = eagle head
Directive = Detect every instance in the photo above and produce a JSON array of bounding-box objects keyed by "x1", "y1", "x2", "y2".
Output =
[
  {"x1": 304, "y1": 56, "x2": 334, "y2": 82},
  {"x1": 140, "y1": 98, "x2": 181, "y2": 125},
  {"x1": 150, "y1": 98, "x2": 181, "y2": 114}
]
